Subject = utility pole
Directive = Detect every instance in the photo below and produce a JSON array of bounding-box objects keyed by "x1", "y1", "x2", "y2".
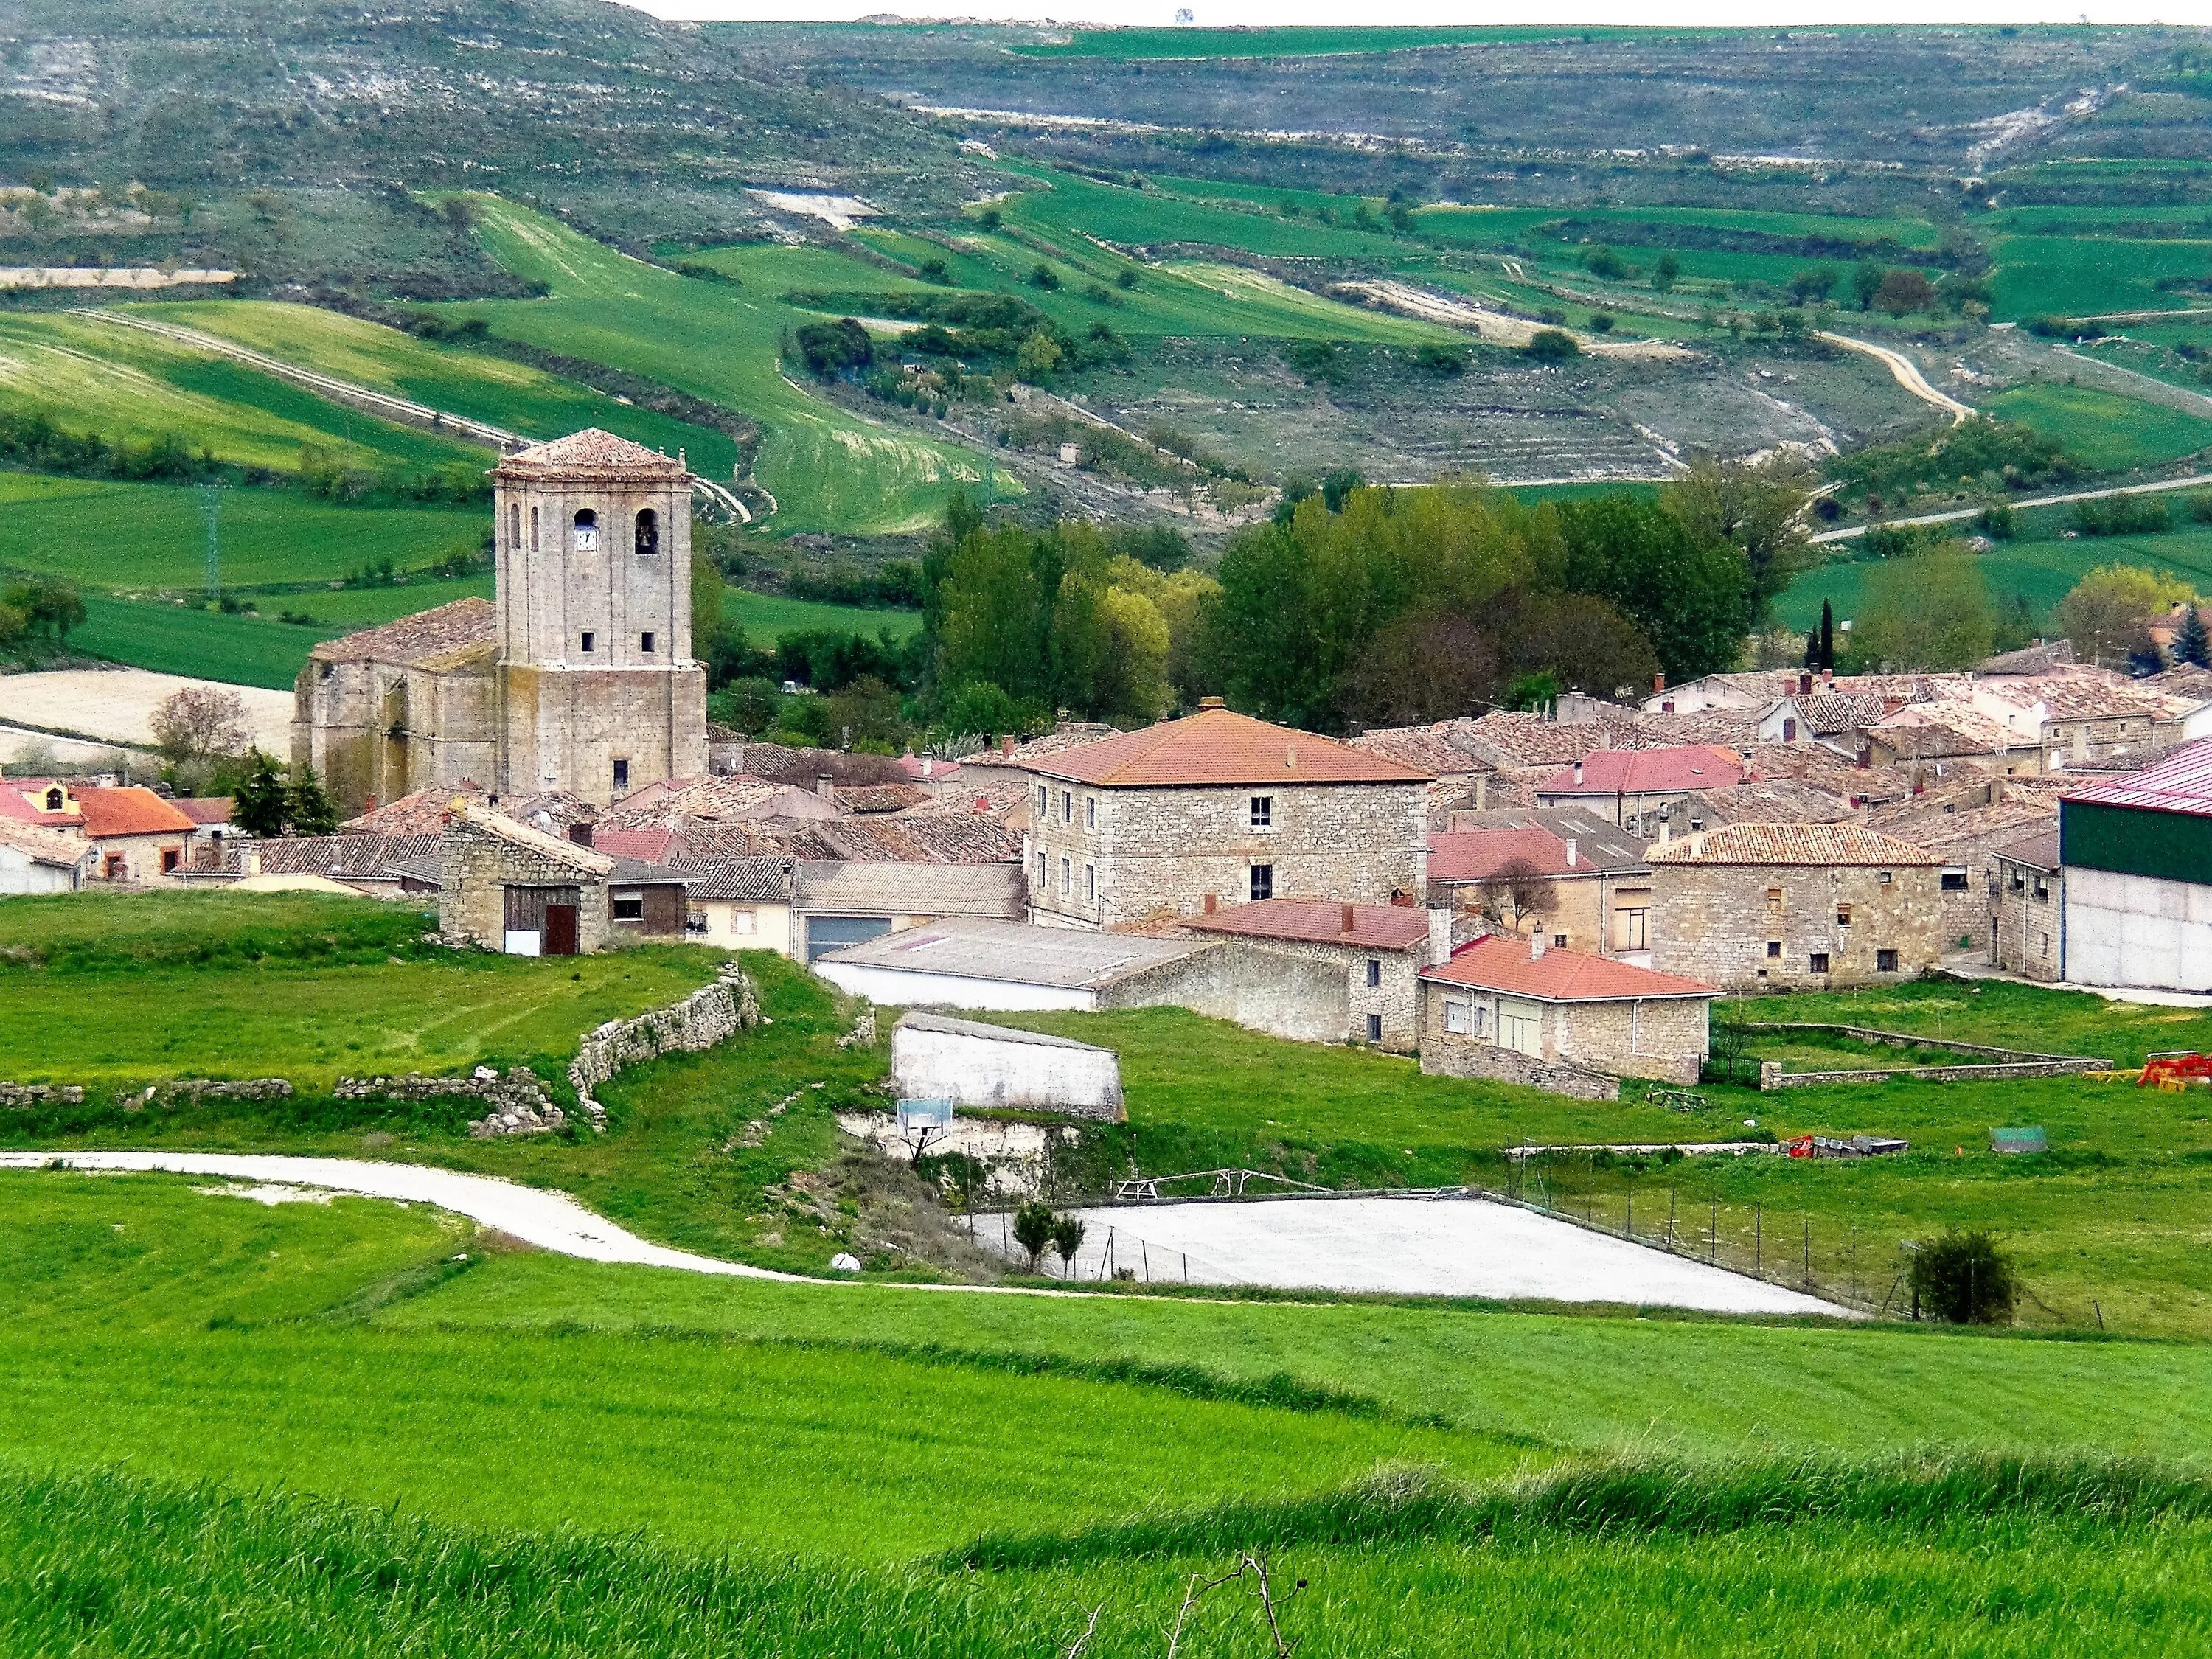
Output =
[{"x1": 196, "y1": 482, "x2": 224, "y2": 601}]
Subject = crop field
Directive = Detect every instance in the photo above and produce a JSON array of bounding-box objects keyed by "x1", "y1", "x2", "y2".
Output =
[
  {"x1": 135, "y1": 300, "x2": 741, "y2": 480},
  {"x1": 1989, "y1": 234, "x2": 2212, "y2": 322},
  {"x1": 0, "y1": 891, "x2": 717, "y2": 1093},
  {"x1": 998, "y1": 166, "x2": 1407, "y2": 264},
  {"x1": 69, "y1": 597, "x2": 341, "y2": 688},
  {"x1": 1776, "y1": 524, "x2": 2212, "y2": 634},
  {"x1": 0, "y1": 470, "x2": 482, "y2": 595},
  {"x1": 724, "y1": 584, "x2": 921, "y2": 643},
  {"x1": 1983, "y1": 383, "x2": 2212, "y2": 473},
  {"x1": 444, "y1": 197, "x2": 998, "y2": 535},
  {"x1": 0, "y1": 312, "x2": 490, "y2": 477}
]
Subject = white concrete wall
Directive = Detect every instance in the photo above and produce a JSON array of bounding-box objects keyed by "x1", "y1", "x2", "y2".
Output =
[
  {"x1": 2064, "y1": 866, "x2": 2212, "y2": 991},
  {"x1": 814, "y1": 961, "x2": 1098, "y2": 1012},
  {"x1": 0, "y1": 845, "x2": 80, "y2": 894},
  {"x1": 892, "y1": 1023, "x2": 1121, "y2": 1114}
]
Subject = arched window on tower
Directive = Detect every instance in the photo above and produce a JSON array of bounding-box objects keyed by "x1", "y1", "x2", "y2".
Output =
[
  {"x1": 573, "y1": 508, "x2": 599, "y2": 552},
  {"x1": 509, "y1": 503, "x2": 521, "y2": 549},
  {"x1": 634, "y1": 508, "x2": 659, "y2": 557},
  {"x1": 529, "y1": 506, "x2": 540, "y2": 552}
]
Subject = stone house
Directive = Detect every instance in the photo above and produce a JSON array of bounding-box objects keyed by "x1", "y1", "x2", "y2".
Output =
[
  {"x1": 296, "y1": 430, "x2": 708, "y2": 815},
  {"x1": 1418, "y1": 933, "x2": 1717, "y2": 1091},
  {"x1": 1182, "y1": 897, "x2": 1438, "y2": 1050},
  {"x1": 1427, "y1": 808, "x2": 1655, "y2": 961},
  {"x1": 1020, "y1": 701, "x2": 1430, "y2": 930},
  {"x1": 670, "y1": 855, "x2": 795, "y2": 953},
  {"x1": 1989, "y1": 829, "x2": 2062, "y2": 981},
  {"x1": 0, "y1": 818, "x2": 94, "y2": 894},
  {"x1": 1533, "y1": 746, "x2": 1746, "y2": 838},
  {"x1": 0, "y1": 780, "x2": 201, "y2": 884},
  {"x1": 1869, "y1": 793, "x2": 2056, "y2": 951},
  {"x1": 438, "y1": 800, "x2": 615, "y2": 956},
  {"x1": 1647, "y1": 822, "x2": 1944, "y2": 991}
]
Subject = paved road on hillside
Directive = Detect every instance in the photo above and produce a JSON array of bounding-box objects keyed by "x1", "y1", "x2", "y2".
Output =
[
  {"x1": 1810, "y1": 469, "x2": 2212, "y2": 544},
  {"x1": 2, "y1": 1150, "x2": 1854, "y2": 1315}
]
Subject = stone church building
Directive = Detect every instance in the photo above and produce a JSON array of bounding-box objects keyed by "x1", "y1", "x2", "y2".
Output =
[{"x1": 294, "y1": 430, "x2": 708, "y2": 814}]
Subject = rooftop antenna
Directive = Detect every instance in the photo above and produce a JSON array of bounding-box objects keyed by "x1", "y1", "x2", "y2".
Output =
[{"x1": 196, "y1": 481, "x2": 225, "y2": 600}]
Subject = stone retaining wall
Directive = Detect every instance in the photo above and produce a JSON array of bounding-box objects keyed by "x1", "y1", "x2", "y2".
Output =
[
  {"x1": 336, "y1": 1065, "x2": 566, "y2": 1137},
  {"x1": 1747, "y1": 1021, "x2": 2105, "y2": 1091},
  {"x1": 1419, "y1": 1040, "x2": 1621, "y2": 1102},
  {"x1": 568, "y1": 964, "x2": 761, "y2": 1121},
  {"x1": 0, "y1": 1082, "x2": 84, "y2": 1107}
]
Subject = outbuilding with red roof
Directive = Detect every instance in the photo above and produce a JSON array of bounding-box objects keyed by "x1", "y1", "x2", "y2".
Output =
[
  {"x1": 1019, "y1": 701, "x2": 1432, "y2": 930},
  {"x1": 1534, "y1": 745, "x2": 1746, "y2": 838},
  {"x1": 1183, "y1": 897, "x2": 1444, "y2": 1051},
  {"x1": 1418, "y1": 933, "x2": 1717, "y2": 1091}
]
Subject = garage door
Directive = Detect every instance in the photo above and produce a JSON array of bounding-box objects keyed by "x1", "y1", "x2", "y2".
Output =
[{"x1": 805, "y1": 914, "x2": 894, "y2": 963}]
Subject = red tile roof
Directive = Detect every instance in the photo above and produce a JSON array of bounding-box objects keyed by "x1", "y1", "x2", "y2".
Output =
[
  {"x1": 1537, "y1": 745, "x2": 1744, "y2": 798},
  {"x1": 590, "y1": 826, "x2": 680, "y2": 863},
  {"x1": 493, "y1": 428, "x2": 689, "y2": 481},
  {"x1": 171, "y1": 797, "x2": 233, "y2": 827},
  {"x1": 310, "y1": 597, "x2": 496, "y2": 667},
  {"x1": 1646, "y1": 822, "x2": 1942, "y2": 867},
  {"x1": 1183, "y1": 899, "x2": 1432, "y2": 950},
  {"x1": 1024, "y1": 707, "x2": 1430, "y2": 788},
  {"x1": 1426, "y1": 827, "x2": 1573, "y2": 882},
  {"x1": 72, "y1": 787, "x2": 196, "y2": 838},
  {"x1": 1421, "y1": 934, "x2": 1717, "y2": 1001}
]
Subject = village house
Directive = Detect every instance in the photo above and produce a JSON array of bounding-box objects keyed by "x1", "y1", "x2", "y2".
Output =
[
  {"x1": 1989, "y1": 829, "x2": 2062, "y2": 981},
  {"x1": 438, "y1": 800, "x2": 616, "y2": 956},
  {"x1": 1427, "y1": 807, "x2": 1655, "y2": 961},
  {"x1": 1182, "y1": 898, "x2": 1438, "y2": 1050},
  {"x1": 1020, "y1": 702, "x2": 1430, "y2": 929},
  {"x1": 0, "y1": 778, "x2": 198, "y2": 883},
  {"x1": 1647, "y1": 822, "x2": 1944, "y2": 991},
  {"x1": 1417, "y1": 933, "x2": 1717, "y2": 1093},
  {"x1": 0, "y1": 818, "x2": 94, "y2": 894},
  {"x1": 1870, "y1": 786, "x2": 2058, "y2": 951},
  {"x1": 1533, "y1": 745, "x2": 1746, "y2": 838}
]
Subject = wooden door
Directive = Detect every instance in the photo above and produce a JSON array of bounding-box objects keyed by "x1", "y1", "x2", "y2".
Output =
[{"x1": 545, "y1": 902, "x2": 580, "y2": 956}]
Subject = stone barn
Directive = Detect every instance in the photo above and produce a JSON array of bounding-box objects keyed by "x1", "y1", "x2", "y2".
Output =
[
  {"x1": 438, "y1": 801, "x2": 613, "y2": 956},
  {"x1": 890, "y1": 1010, "x2": 1124, "y2": 1121},
  {"x1": 296, "y1": 430, "x2": 708, "y2": 815}
]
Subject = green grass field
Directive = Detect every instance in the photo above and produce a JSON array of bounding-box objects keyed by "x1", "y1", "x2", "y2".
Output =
[
  {"x1": 442, "y1": 198, "x2": 997, "y2": 535},
  {"x1": 136, "y1": 300, "x2": 742, "y2": 480},
  {"x1": 726, "y1": 584, "x2": 921, "y2": 642},
  {"x1": 1984, "y1": 382, "x2": 2212, "y2": 472},
  {"x1": 1990, "y1": 234, "x2": 2212, "y2": 321},
  {"x1": 0, "y1": 890, "x2": 716, "y2": 1093},
  {"x1": 0, "y1": 311, "x2": 490, "y2": 476}
]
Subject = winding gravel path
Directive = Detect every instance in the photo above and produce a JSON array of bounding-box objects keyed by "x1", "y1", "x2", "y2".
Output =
[{"x1": 4, "y1": 1150, "x2": 1855, "y2": 1316}]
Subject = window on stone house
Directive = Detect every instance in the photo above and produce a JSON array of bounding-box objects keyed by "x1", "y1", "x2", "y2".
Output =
[
  {"x1": 634, "y1": 508, "x2": 659, "y2": 556},
  {"x1": 2011, "y1": 868, "x2": 2026, "y2": 894},
  {"x1": 1879, "y1": 870, "x2": 1893, "y2": 886},
  {"x1": 1060, "y1": 856, "x2": 1071, "y2": 895},
  {"x1": 1061, "y1": 790, "x2": 1073, "y2": 824},
  {"x1": 1809, "y1": 951, "x2": 1831, "y2": 974},
  {"x1": 1085, "y1": 796, "x2": 1096, "y2": 829},
  {"x1": 159, "y1": 847, "x2": 180, "y2": 874},
  {"x1": 2034, "y1": 877, "x2": 2050, "y2": 901},
  {"x1": 1250, "y1": 795, "x2": 1273, "y2": 828},
  {"x1": 1941, "y1": 869, "x2": 1968, "y2": 891},
  {"x1": 1036, "y1": 785, "x2": 1047, "y2": 814},
  {"x1": 1837, "y1": 903, "x2": 1852, "y2": 928},
  {"x1": 319, "y1": 662, "x2": 334, "y2": 682},
  {"x1": 641, "y1": 631, "x2": 655, "y2": 655},
  {"x1": 1086, "y1": 863, "x2": 1096, "y2": 902},
  {"x1": 1249, "y1": 863, "x2": 1273, "y2": 901},
  {"x1": 1366, "y1": 1012, "x2": 1383, "y2": 1043},
  {"x1": 1366, "y1": 957, "x2": 1382, "y2": 987},
  {"x1": 613, "y1": 758, "x2": 630, "y2": 792},
  {"x1": 1766, "y1": 886, "x2": 1784, "y2": 912},
  {"x1": 1877, "y1": 948, "x2": 1899, "y2": 972},
  {"x1": 509, "y1": 504, "x2": 521, "y2": 548},
  {"x1": 612, "y1": 893, "x2": 644, "y2": 922},
  {"x1": 1035, "y1": 851, "x2": 1046, "y2": 887},
  {"x1": 1473, "y1": 1002, "x2": 1492, "y2": 1039},
  {"x1": 529, "y1": 506, "x2": 539, "y2": 551},
  {"x1": 1444, "y1": 999, "x2": 1470, "y2": 1034},
  {"x1": 1767, "y1": 939, "x2": 1781, "y2": 958},
  {"x1": 573, "y1": 508, "x2": 599, "y2": 552},
  {"x1": 2040, "y1": 933, "x2": 2050, "y2": 954},
  {"x1": 43, "y1": 787, "x2": 63, "y2": 812},
  {"x1": 1620, "y1": 908, "x2": 1649, "y2": 950},
  {"x1": 580, "y1": 631, "x2": 595, "y2": 654}
]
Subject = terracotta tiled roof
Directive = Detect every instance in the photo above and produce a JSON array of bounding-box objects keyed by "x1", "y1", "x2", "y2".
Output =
[
  {"x1": 836, "y1": 782, "x2": 932, "y2": 815},
  {"x1": 1996, "y1": 829, "x2": 2060, "y2": 871},
  {"x1": 1647, "y1": 822, "x2": 1942, "y2": 867},
  {"x1": 896, "y1": 753, "x2": 963, "y2": 781},
  {"x1": 170, "y1": 796, "x2": 233, "y2": 827},
  {"x1": 493, "y1": 428, "x2": 689, "y2": 480},
  {"x1": 670, "y1": 855, "x2": 793, "y2": 902},
  {"x1": 73, "y1": 786, "x2": 196, "y2": 838},
  {"x1": 996, "y1": 723, "x2": 1126, "y2": 765},
  {"x1": 1025, "y1": 708, "x2": 1430, "y2": 788},
  {"x1": 1797, "y1": 692, "x2": 1892, "y2": 736},
  {"x1": 1537, "y1": 745, "x2": 1745, "y2": 798},
  {"x1": 1422, "y1": 934, "x2": 1716, "y2": 1001},
  {"x1": 229, "y1": 831, "x2": 442, "y2": 877},
  {"x1": 591, "y1": 826, "x2": 681, "y2": 863},
  {"x1": 442, "y1": 801, "x2": 615, "y2": 875},
  {"x1": 0, "y1": 818, "x2": 93, "y2": 869},
  {"x1": 343, "y1": 784, "x2": 596, "y2": 835},
  {"x1": 1346, "y1": 720, "x2": 1496, "y2": 776},
  {"x1": 1887, "y1": 800, "x2": 2056, "y2": 858},
  {"x1": 1688, "y1": 779, "x2": 1857, "y2": 827},
  {"x1": 1439, "y1": 809, "x2": 1653, "y2": 870},
  {"x1": 1183, "y1": 899, "x2": 1432, "y2": 950},
  {"x1": 310, "y1": 597, "x2": 497, "y2": 668}
]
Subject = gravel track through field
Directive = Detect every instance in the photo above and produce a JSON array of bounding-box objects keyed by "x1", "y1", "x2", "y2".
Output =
[{"x1": 1, "y1": 1151, "x2": 1855, "y2": 1315}]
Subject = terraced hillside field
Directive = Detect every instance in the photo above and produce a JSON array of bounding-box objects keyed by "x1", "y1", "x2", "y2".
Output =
[{"x1": 442, "y1": 197, "x2": 1000, "y2": 536}]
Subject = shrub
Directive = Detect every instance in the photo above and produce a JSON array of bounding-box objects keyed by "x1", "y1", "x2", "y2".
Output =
[
  {"x1": 1908, "y1": 1230, "x2": 2019, "y2": 1324},
  {"x1": 1028, "y1": 262, "x2": 1061, "y2": 291},
  {"x1": 2073, "y1": 494, "x2": 2171, "y2": 538},
  {"x1": 1049, "y1": 1213, "x2": 1086, "y2": 1274},
  {"x1": 1525, "y1": 329, "x2": 1580, "y2": 362},
  {"x1": 1011, "y1": 1201, "x2": 1057, "y2": 1272}
]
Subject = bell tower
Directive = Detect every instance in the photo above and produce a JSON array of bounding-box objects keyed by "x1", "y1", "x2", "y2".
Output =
[{"x1": 490, "y1": 429, "x2": 707, "y2": 804}]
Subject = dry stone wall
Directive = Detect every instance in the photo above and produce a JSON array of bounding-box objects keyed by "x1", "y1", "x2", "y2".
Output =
[{"x1": 568, "y1": 963, "x2": 761, "y2": 1120}]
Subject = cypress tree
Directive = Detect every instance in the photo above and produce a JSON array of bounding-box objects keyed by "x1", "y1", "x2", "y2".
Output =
[
  {"x1": 2176, "y1": 604, "x2": 2211, "y2": 669},
  {"x1": 1818, "y1": 599, "x2": 1836, "y2": 670}
]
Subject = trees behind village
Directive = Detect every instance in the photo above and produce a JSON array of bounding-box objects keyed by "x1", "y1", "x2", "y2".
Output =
[
  {"x1": 1849, "y1": 546, "x2": 1995, "y2": 671},
  {"x1": 2056, "y1": 564, "x2": 2194, "y2": 670}
]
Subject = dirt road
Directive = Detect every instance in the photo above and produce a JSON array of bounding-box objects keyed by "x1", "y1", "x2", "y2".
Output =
[{"x1": 1816, "y1": 332, "x2": 1972, "y2": 423}]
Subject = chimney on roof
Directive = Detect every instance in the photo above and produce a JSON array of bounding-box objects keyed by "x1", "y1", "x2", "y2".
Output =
[
  {"x1": 568, "y1": 821, "x2": 594, "y2": 848},
  {"x1": 1285, "y1": 745, "x2": 1297, "y2": 771},
  {"x1": 1573, "y1": 761, "x2": 1584, "y2": 787},
  {"x1": 1653, "y1": 673, "x2": 1666, "y2": 694},
  {"x1": 1823, "y1": 669, "x2": 1834, "y2": 685},
  {"x1": 1658, "y1": 818, "x2": 1670, "y2": 845},
  {"x1": 1203, "y1": 892, "x2": 1218, "y2": 914},
  {"x1": 1427, "y1": 905, "x2": 1452, "y2": 967},
  {"x1": 1200, "y1": 695, "x2": 1225, "y2": 709},
  {"x1": 1565, "y1": 837, "x2": 1577, "y2": 868},
  {"x1": 1530, "y1": 930, "x2": 1547, "y2": 959},
  {"x1": 1340, "y1": 902, "x2": 1356, "y2": 934},
  {"x1": 1000, "y1": 734, "x2": 1015, "y2": 757},
  {"x1": 922, "y1": 756, "x2": 934, "y2": 778},
  {"x1": 816, "y1": 773, "x2": 835, "y2": 801},
  {"x1": 1798, "y1": 672, "x2": 1812, "y2": 696},
  {"x1": 244, "y1": 849, "x2": 261, "y2": 877}
]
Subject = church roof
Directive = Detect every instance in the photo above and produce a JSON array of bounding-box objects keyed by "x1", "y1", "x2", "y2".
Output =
[
  {"x1": 493, "y1": 428, "x2": 690, "y2": 481},
  {"x1": 308, "y1": 597, "x2": 496, "y2": 669}
]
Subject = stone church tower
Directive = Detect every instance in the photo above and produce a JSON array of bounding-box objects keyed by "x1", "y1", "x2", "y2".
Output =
[{"x1": 294, "y1": 430, "x2": 709, "y2": 814}]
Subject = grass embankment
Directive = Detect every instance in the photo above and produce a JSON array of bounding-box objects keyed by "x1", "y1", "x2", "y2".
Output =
[
  {"x1": 0, "y1": 310, "x2": 491, "y2": 476},
  {"x1": 0, "y1": 889, "x2": 717, "y2": 1099},
  {"x1": 10, "y1": 1175, "x2": 2212, "y2": 1653},
  {"x1": 442, "y1": 198, "x2": 995, "y2": 535}
]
